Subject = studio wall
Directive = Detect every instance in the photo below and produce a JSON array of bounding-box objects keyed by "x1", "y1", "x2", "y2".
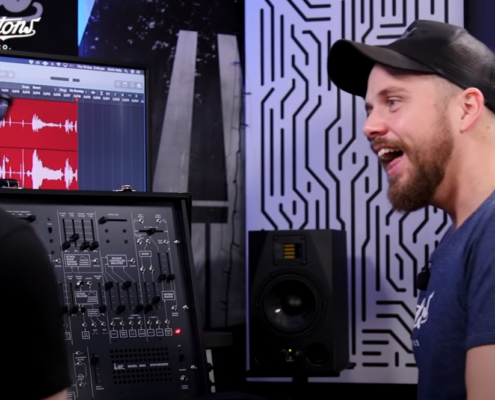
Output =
[{"x1": 244, "y1": 0, "x2": 463, "y2": 385}]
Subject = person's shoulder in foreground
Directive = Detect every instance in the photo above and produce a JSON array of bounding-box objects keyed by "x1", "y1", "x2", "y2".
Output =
[
  {"x1": 0, "y1": 207, "x2": 71, "y2": 399},
  {"x1": 327, "y1": 19, "x2": 495, "y2": 400}
]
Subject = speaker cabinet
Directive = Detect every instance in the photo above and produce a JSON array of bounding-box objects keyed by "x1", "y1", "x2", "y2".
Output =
[{"x1": 248, "y1": 229, "x2": 349, "y2": 377}]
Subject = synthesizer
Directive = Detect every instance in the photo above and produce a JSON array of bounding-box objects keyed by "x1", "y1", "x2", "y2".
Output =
[{"x1": 0, "y1": 189, "x2": 209, "y2": 400}]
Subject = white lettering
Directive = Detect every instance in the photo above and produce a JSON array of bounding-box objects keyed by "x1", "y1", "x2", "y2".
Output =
[
  {"x1": 414, "y1": 292, "x2": 435, "y2": 330},
  {"x1": 0, "y1": 1, "x2": 43, "y2": 40},
  {"x1": 0, "y1": 17, "x2": 40, "y2": 40}
]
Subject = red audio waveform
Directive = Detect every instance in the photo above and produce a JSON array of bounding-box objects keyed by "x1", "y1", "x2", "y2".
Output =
[
  {"x1": 0, "y1": 148, "x2": 78, "y2": 190},
  {"x1": 0, "y1": 98, "x2": 78, "y2": 189},
  {"x1": 0, "y1": 98, "x2": 78, "y2": 151}
]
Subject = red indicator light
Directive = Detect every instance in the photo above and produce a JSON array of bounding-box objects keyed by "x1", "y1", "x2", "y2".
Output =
[{"x1": 174, "y1": 328, "x2": 182, "y2": 335}]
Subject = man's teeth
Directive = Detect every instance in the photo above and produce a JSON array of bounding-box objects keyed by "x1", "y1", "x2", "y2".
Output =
[{"x1": 378, "y1": 148, "x2": 402, "y2": 159}]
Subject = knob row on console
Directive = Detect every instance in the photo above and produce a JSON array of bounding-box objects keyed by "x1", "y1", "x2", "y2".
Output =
[
  {"x1": 63, "y1": 301, "x2": 162, "y2": 315},
  {"x1": 104, "y1": 277, "x2": 174, "y2": 293},
  {"x1": 62, "y1": 240, "x2": 99, "y2": 251}
]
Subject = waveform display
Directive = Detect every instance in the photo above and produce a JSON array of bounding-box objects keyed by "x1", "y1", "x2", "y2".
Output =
[
  {"x1": 0, "y1": 98, "x2": 78, "y2": 151},
  {"x1": 0, "y1": 147, "x2": 78, "y2": 190}
]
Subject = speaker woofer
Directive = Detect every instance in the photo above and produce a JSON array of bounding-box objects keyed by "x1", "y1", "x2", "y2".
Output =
[{"x1": 261, "y1": 274, "x2": 320, "y2": 334}]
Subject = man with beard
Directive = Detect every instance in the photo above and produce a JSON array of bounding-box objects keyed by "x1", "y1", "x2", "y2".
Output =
[
  {"x1": 327, "y1": 20, "x2": 495, "y2": 400},
  {"x1": 0, "y1": 94, "x2": 71, "y2": 399}
]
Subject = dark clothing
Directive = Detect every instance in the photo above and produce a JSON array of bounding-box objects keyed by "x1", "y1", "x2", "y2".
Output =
[
  {"x1": 0, "y1": 207, "x2": 70, "y2": 399},
  {"x1": 412, "y1": 190, "x2": 495, "y2": 400}
]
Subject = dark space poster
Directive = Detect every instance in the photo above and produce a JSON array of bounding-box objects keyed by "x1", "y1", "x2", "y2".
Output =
[
  {"x1": 79, "y1": 0, "x2": 244, "y2": 176},
  {"x1": 79, "y1": 0, "x2": 246, "y2": 329}
]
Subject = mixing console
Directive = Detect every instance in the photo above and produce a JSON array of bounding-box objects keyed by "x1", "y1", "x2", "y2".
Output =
[{"x1": 0, "y1": 189, "x2": 209, "y2": 400}]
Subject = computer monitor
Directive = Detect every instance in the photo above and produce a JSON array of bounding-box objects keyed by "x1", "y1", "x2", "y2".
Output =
[{"x1": 0, "y1": 50, "x2": 150, "y2": 191}]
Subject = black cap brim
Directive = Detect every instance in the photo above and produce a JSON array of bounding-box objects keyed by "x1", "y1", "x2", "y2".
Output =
[{"x1": 327, "y1": 40, "x2": 435, "y2": 97}]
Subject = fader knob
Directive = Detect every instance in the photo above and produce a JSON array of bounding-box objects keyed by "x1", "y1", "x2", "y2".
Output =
[
  {"x1": 62, "y1": 241, "x2": 71, "y2": 250},
  {"x1": 116, "y1": 305, "x2": 126, "y2": 314},
  {"x1": 152, "y1": 296, "x2": 161, "y2": 304},
  {"x1": 167, "y1": 274, "x2": 175, "y2": 281},
  {"x1": 61, "y1": 305, "x2": 69, "y2": 314},
  {"x1": 80, "y1": 241, "x2": 90, "y2": 250},
  {"x1": 98, "y1": 305, "x2": 107, "y2": 313},
  {"x1": 91, "y1": 355, "x2": 99, "y2": 365},
  {"x1": 158, "y1": 273, "x2": 167, "y2": 282},
  {"x1": 104, "y1": 282, "x2": 113, "y2": 290},
  {"x1": 122, "y1": 281, "x2": 132, "y2": 290},
  {"x1": 144, "y1": 304, "x2": 153, "y2": 314},
  {"x1": 70, "y1": 306, "x2": 78, "y2": 314},
  {"x1": 89, "y1": 241, "x2": 99, "y2": 250}
]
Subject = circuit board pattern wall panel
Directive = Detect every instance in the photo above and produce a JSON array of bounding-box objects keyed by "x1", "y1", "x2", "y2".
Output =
[{"x1": 244, "y1": 0, "x2": 464, "y2": 384}]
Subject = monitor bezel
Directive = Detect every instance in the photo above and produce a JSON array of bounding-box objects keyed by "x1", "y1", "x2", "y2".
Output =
[{"x1": 0, "y1": 49, "x2": 153, "y2": 193}]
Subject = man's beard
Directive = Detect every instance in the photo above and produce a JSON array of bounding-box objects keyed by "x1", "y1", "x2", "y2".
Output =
[{"x1": 387, "y1": 119, "x2": 454, "y2": 212}]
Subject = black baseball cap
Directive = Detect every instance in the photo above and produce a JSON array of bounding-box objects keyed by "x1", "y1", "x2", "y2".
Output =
[{"x1": 327, "y1": 20, "x2": 495, "y2": 113}]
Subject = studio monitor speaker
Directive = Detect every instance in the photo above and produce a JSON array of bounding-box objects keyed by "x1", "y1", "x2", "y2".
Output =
[{"x1": 247, "y1": 229, "x2": 349, "y2": 377}]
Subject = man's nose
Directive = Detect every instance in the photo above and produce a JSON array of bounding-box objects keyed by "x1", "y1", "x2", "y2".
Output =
[{"x1": 363, "y1": 112, "x2": 388, "y2": 140}]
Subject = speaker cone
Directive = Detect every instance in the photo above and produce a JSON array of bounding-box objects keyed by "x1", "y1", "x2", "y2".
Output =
[{"x1": 261, "y1": 275, "x2": 320, "y2": 334}]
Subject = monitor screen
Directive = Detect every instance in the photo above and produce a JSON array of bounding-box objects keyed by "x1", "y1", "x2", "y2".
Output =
[{"x1": 0, "y1": 51, "x2": 149, "y2": 191}]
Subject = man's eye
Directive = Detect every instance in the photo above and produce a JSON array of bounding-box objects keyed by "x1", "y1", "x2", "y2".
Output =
[{"x1": 388, "y1": 99, "x2": 399, "y2": 107}]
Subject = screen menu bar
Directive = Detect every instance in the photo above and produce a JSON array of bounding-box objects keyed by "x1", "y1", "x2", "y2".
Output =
[
  {"x1": 0, "y1": 61, "x2": 145, "y2": 94},
  {"x1": 0, "y1": 82, "x2": 144, "y2": 104},
  {"x1": 0, "y1": 56, "x2": 144, "y2": 74}
]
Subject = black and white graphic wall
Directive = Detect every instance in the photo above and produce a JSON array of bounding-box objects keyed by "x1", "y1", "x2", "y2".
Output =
[{"x1": 244, "y1": 0, "x2": 463, "y2": 384}]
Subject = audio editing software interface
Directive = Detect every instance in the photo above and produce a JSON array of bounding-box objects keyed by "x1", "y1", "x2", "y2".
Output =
[{"x1": 0, "y1": 56, "x2": 148, "y2": 191}]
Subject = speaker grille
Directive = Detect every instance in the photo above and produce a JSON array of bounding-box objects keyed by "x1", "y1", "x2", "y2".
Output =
[
  {"x1": 262, "y1": 275, "x2": 321, "y2": 334},
  {"x1": 110, "y1": 347, "x2": 172, "y2": 385}
]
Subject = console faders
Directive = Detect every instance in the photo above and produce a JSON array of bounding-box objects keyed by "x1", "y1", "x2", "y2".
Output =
[{"x1": 0, "y1": 191, "x2": 207, "y2": 400}]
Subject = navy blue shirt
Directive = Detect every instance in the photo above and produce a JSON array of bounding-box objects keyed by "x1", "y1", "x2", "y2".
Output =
[{"x1": 412, "y1": 191, "x2": 495, "y2": 399}]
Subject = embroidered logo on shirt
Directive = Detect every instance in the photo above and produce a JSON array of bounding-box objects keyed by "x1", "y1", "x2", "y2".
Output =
[{"x1": 414, "y1": 291, "x2": 435, "y2": 330}]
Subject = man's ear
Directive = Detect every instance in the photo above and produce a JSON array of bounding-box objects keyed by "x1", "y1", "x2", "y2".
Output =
[{"x1": 459, "y1": 87, "x2": 485, "y2": 133}]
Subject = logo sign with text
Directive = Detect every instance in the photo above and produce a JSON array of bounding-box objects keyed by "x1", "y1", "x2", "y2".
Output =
[{"x1": 0, "y1": 0, "x2": 43, "y2": 41}]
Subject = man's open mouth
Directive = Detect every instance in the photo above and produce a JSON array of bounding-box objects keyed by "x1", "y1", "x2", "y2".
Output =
[
  {"x1": 378, "y1": 148, "x2": 404, "y2": 165},
  {"x1": 377, "y1": 148, "x2": 405, "y2": 175}
]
